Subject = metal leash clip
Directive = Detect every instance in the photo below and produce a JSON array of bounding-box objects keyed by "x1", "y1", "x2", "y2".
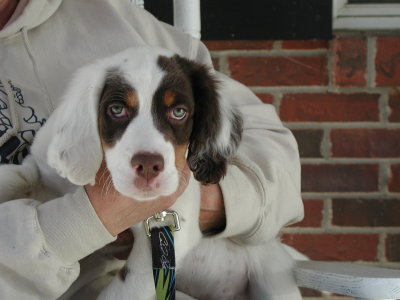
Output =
[{"x1": 143, "y1": 210, "x2": 181, "y2": 237}]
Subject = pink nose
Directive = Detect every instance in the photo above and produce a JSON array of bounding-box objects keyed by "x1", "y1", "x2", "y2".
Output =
[{"x1": 131, "y1": 152, "x2": 165, "y2": 181}]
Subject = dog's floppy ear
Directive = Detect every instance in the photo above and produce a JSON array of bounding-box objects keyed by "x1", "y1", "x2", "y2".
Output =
[
  {"x1": 174, "y1": 56, "x2": 243, "y2": 184},
  {"x1": 47, "y1": 63, "x2": 106, "y2": 185}
]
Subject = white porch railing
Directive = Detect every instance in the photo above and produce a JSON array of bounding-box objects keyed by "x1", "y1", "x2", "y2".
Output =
[{"x1": 132, "y1": 0, "x2": 201, "y2": 39}]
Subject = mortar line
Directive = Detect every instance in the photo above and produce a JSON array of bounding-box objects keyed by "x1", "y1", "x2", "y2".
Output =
[
  {"x1": 323, "y1": 198, "x2": 332, "y2": 230},
  {"x1": 299, "y1": 157, "x2": 400, "y2": 163},
  {"x1": 274, "y1": 93, "x2": 282, "y2": 115},
  {"x1": 301, "y1": 192, "x2": 400, "y2": 199},
  {"x1": 283, "y1": 227, "x2": 400, "y2": 234},
  {"x1": 285, "y1": 122, "x2": 400, "y2": 129},
  {"x1": 218, "y1": 56, "x2": 230, "y2": 76},
  {"x1": 250, "y1": 86, "x2": 392, "y2": 93},
  {"x1": 327, "y1": 39, "x2": 334, "y2": 88},
  {"x1": 273, "y1": 40, "x2": 282, "y2": 50},
  {"x1": 380, "y1": 92, "x2": 390, "y2": 125},
  {"x1": 380, "y1": 161, "x2": 390, "y2": 194},
  {"x1": 209, "y1": 49, "x2": 328, "y2": 57},
  {"x1": 320, "y1": 128, "x2": 331, "y2": 160},
  {"x1": 378, "y1": 233, "x2": 387, "y2": 262},
  {"x1": 367, "y1": 36, "x2": 377, "y2": 88}
]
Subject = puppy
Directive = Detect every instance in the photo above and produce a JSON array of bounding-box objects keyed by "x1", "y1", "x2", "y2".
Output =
[{"x1": 0, "y1": 47, "x2": 301, "y2": 299}]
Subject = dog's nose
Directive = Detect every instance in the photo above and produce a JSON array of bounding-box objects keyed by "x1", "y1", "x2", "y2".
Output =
[{"x1": 131, "y1": 153, "x2": 165, "y2": 181}]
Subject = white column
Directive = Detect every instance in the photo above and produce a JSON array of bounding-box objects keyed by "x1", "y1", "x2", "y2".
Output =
[
  {"x1": 132, "y1": 0, "x2": 144, "y2": 8},
  {"x1": 173, "y1": 0, "x2": 201, "y2": 39}
]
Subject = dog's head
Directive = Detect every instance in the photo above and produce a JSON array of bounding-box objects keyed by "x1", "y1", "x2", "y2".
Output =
[{"x1": 48, "y1": 47, "x2": 242, "y2": 200}]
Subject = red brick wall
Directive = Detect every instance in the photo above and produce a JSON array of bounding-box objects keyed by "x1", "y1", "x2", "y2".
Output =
[{"x1": 205, "y1": 36, "x2": 400, "y2": 294}]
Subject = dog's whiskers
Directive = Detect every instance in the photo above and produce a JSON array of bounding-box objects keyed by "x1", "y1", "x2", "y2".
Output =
[
  {"x1": 178, "y1": 173, "x2": 189, "y2": 186},
  {"x1": 100, "y1": 174, "x2": 112, "y2": 196},
  {"x1": 98, "y1": 167, "x2": 109, "y2": 184},
  {"x1": 104, "y1": 176, "x2": 114, "y2": 196}
]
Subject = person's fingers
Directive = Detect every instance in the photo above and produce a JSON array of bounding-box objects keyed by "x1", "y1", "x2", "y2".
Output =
[{"x1": 199, "y1": 184, "x2": 226, "y2": 232}]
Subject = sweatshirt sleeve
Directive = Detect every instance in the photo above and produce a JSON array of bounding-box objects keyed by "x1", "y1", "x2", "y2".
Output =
[
  {"x1": 0, "y1": 187, "x2": 115, "y2": 299},
  {"x1": 192, "y1": 41, "x2": 304, "y2": 244},
  {"x1": 218, "y1": 101, "x2": 305, "y2": 245}
]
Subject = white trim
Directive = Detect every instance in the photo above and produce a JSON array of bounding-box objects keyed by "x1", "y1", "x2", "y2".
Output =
[
  {"x1": 131, "y1": 0, "x2": 201, "y2": 39},
  {"x1": 333, "y1": 1, "x2": 400, "y2": 30},
  {"x1": 131, "y1": 0, "x2": 144, "y2": 8}
]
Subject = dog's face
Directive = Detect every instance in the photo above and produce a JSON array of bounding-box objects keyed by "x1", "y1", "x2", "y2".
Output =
[
  {"x1": 97, "y1": 56, "x2": 197, "y2": 200},
  {"x1": 48, "y1": 47, "x2": 242, "y2": 201}
]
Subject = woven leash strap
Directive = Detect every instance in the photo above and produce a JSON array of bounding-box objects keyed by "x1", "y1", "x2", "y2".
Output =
[{"x1": 150, "y1": 225, "x2": 176, "y2": 300}]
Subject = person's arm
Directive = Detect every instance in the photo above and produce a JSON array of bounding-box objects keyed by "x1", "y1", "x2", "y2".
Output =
[
  {"x1": 203, "y1": 72, "x2": 304, "y2": 244},
  {"x1": 0, "y1": 188, "x2": 114, "y2": 299},
  {"x1": 191, "y1": 40, "x2": 304, "y2": 244}
]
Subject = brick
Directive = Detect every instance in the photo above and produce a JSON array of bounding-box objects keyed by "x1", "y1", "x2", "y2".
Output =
[
  {"x1": 301, "y1": 164, "x2": 379, "y2": 193},
  {"x1": 282, "y1": 234, "x2": 379, "y2": 261},
  {"x1": 228, "y1": 56, "x2": 328, "y2": 86},
  {"x1": 204, "y1": 40, "x2": 274, "y2": 51},
  {"x1": 256, "y1": 93, "x2": 274, "y2": 104},
  {"x1": 331, "y1": 129, "x2": 400, "y2": 158},
  {"x1": 332, "y1": 199, "x2": 400, "y2": 227},
  {"x1": 333, "y1": 37, "x2": 367, "y2": 87},
  {"x1": 281, "y1": 40, "x2": 329, "y2": 50},
  {"x1": 376, "y1": 37, "x2": 400, "y2": 87},
  {"x1": 280, "y1": 93, "x2": 379, "y2": 122},
  {"x1": 389, "y1": 164, "x2": 400, "y2": 192},
  {"x1": 386, "y1": 234, "x2": 400, "y2": 262},
  {"x1": 291, "y1": 199, "x2": 324, "y2": 227},
  {"x1": 291, "y1": 129, "x2": 323, "y2": 158},
  {"x1": 389, "y1": 93, "x2": 400, "y2": 122}
]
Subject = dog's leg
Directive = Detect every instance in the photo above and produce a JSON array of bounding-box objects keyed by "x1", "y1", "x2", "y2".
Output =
[
  {"x1": 247, "y1": 239, "x2": 302, "y2": 300},
  {"x1": 177, "y1": 238, "x2": 249, "y2": 300}
]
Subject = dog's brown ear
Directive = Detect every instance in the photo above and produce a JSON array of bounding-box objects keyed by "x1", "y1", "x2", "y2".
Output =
[{"x1": 173, "y1": 55, "x2": 242, "y2": 184}]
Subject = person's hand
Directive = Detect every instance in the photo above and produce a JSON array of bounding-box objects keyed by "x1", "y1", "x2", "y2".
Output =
[
  {"x1": 199, "y1": 184, "x2": 226, "y2": 233},
  {"x1": 85, "y1": 161, "x2": 191, "y2": 236}
]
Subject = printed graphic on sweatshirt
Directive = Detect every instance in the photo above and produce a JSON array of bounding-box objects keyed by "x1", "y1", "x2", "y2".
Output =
[{"x1": 0, "y1": 80, "x2": 46, "y2": 164}]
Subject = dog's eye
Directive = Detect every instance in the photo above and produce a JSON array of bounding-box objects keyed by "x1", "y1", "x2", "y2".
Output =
[
  {"x1": 108, "y1": 104, "x2": 129, "y2": 119},
  {"x1": 169, "y1": 107, "x2": 187, "y2": 121}
]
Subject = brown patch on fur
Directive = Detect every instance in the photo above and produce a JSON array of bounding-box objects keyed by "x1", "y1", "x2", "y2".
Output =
[
  {"x1": 101, "y1": 142, "x2": 111, "y2": 151},
  {"x1": 118, "y1": 265, "x2": 129, "y2": 282},
  {"x1": 163, "y1": 90, "x2": 176, "y2": 107},
  {"x1": 174, "y1": 143, "x2": 189, "y2": 171},
  {"x1": 98, "y1": 71, "x2": 138, "y2": 148},
  {"x1": 126, "y1": 90, "x2": 138, "y2": 108}
]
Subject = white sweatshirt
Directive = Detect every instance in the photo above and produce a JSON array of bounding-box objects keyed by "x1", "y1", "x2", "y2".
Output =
[{"x1": 0, "y1": 0, "x2": 304, "y2": 299}]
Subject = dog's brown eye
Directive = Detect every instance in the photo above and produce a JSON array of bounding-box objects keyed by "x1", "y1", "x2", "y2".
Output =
[
  {"x1": 108, "y1": 104, "x2": 129, "y2": 119},
  {"x1": 169, "y1": 107, "x2": 187, "y2": 121}
]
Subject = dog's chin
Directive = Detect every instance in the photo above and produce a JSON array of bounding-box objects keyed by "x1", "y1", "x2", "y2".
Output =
[
  {"x1": 108, "y1": 166, "x2": 180, "y2": 202},
  {"x1": 113, "y1": 177, "x2": 179, "y2": 202},
  {"x1": 117, "y1": 187, "x2": 176, "y2": 202},
  {"x1": 130, "y1": 190, "x2": 173, "y2": 201}
]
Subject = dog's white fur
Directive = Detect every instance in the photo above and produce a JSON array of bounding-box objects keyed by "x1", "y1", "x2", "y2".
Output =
[{"x1": 0, "y1": 47, "x2": 301, "y2": 299}]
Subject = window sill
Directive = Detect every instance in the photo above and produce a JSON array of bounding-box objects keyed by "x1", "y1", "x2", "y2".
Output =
[{"x1": 333, "y1": 1, "x2": 400, "y2": 30}]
